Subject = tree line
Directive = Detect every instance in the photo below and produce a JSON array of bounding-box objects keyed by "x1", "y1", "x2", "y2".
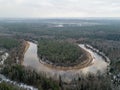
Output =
[{"x1": 1, "y1": 65, "x2": 60, "y2": 90}]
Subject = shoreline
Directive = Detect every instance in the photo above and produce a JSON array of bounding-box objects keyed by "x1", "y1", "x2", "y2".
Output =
[
  {"x1": 38, "y1": 43, "x2": 93, "y2": 71},
  {"x1": 85, "y1": 44, "x2": 110, "y2": 64},
  {"x1": 24, "y1": 41, "x2": 30, "y2": 55},
  {"x1": 20, "y1": 41, "x2": 30, "y2": 64},
  {"x1": 39, "y1": 48, "x2": 93, "y2": 71},
  {"x1": 23, "y1": 41, "x2": 93, "y2": 71}
]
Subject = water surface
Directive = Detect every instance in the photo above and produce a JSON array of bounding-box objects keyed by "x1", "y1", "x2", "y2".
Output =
[{"x1": 23, "y1": 42, "x2": 109, "y2": 82}]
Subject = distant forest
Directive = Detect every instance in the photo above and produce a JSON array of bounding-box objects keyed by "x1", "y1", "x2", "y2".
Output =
[{"x1": 0, "y1": 19, "x2": 120, "y2": 90}]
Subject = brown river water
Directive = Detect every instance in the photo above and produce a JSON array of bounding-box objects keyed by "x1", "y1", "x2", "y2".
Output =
[{"x1": 23, "y1": 41, "x2": 109, "y2": 82}]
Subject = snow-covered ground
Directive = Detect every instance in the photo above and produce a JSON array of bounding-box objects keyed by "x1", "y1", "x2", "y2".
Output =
[
  {"x1": 0, "y1": 50, "x2": 38, "y2": 90},
  {"x1": 0, "y1": 74, "x2": 38, "y2": 90},
  {"x1": 0, "y1": 52, "x2": 9, "y2": 65}
]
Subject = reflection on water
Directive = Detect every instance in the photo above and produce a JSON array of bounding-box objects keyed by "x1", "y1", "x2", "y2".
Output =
[{"x1": 23, "y1": 42, "x2": 109, "y2": 82}]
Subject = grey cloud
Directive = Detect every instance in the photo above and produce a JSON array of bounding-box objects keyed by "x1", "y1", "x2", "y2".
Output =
[{"x1": 0, "y1": 0, "x2": 120, "y2": 18}]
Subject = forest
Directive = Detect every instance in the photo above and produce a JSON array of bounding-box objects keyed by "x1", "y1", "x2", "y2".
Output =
[
  {"x1": 0, "y1": 37, "x2": 20, "y2": 50},
  {"x1": 38, "y1": 40, "x2": 86, "y2": 66},
  {"x1": 1, "y1": 65, "x2": 60, "y2": 90},
  {"x1": 1, "y1": 65, "x2": 113, "y2": 90},
  {"x1": 0, "y1": 82, "x2": 26, "y2": 90},
  {"x1": 0, "y1": 19, "x2": 120, "y2": 90}
]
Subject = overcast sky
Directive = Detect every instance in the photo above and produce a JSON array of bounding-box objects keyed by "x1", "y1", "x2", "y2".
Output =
[{"x1": 0, "y1": 0, "x2": 120, "y2": 18}]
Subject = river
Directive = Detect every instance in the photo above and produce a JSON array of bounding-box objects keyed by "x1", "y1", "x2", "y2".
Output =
[
  {"x1": 23, "y1": 41, "x2": 109, "y2": 82},
  {"x1": 0, "y1": 50, "x2": 38, "y2": 90}
]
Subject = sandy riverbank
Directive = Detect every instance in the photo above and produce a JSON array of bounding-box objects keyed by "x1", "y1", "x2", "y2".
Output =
[
  {"x1": 24, "y1": 41, "x2": 30, "y2": 54},
  {"x1": 39, "y1": 49, "x2": 93, "y2": 71},
  {"x1": 23, "y1": 42, "x2": 109, "y2": 82},
  {"x1": 23, "y1": 41, "x2": 93, "y2": 71},
  {"x1": 20, "y1": 41, "x2": 30, "y2": 64}
]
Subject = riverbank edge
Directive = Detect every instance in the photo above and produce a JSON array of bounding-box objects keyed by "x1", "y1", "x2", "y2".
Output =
[
  {"x1": 20, "y1": 41, "x2": 30, "y2": 64},
  {"x1": 38, "y1": 44, "x2": 93, "y2": 71},
  {"x1": 85, "y1": 44, "x2": 110, "y2": 64},
  {"x1": 23, "y1": 41, "x2": 93, "y2": 71},
  {"x1": 24, "y1": 41, "x2": 30, "y2": 55}
]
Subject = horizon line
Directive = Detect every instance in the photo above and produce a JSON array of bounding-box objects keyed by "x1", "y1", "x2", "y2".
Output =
[{"x1": 0, "y1": 17, "x2": 120, "y2": 20}]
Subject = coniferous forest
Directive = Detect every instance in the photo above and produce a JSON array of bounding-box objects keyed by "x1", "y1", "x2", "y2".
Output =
[{"x1": 0, "y1": 19, "x2": 120, "y2": 90}]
